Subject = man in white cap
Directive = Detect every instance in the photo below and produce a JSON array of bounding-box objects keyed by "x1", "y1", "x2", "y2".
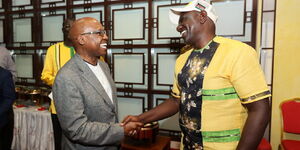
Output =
[{"x1": 122, "y1": 0, "x2": 271, "y2": 149}]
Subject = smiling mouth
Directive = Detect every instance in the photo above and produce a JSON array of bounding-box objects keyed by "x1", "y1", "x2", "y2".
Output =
[
  {"x1": 100, "y1": 43, "x2": 107, "y2": 49},
  {"x1": 180, "y1": 30, "x2": 187, "y2": 37}
]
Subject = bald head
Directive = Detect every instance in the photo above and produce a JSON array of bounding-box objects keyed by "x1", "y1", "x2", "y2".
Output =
[{"x1": 69, "y1": 17, "x2": 102, "y2": 44}]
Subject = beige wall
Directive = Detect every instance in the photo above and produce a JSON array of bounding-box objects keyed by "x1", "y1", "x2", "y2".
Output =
[{"x1": 271, "y1": 0, "x2": 300, "y2": 148}]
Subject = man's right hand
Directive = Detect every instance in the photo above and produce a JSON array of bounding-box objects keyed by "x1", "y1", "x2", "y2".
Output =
[{"x1": 122, "y1": 121, "x2": 143, "y2": 136}]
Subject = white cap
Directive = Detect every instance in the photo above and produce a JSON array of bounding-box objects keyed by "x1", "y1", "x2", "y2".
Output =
[{"x1": 169, "y1": 0, "x2": 218, "y2": 25}]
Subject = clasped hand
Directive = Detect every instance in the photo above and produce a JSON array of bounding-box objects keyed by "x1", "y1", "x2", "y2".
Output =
[{"x1": 121, "y1": 115, "x2": 143, "y2": 136}]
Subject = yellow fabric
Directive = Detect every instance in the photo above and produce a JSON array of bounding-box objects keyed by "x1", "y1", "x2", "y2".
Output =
[
  {"x1": 172, "y1": 36, "x2": 271, "y2": 150},
  {"x1": 203, "y1": 36, "x2": 270, "y2": 103},
  {"x1": 41, "y1": 42, "x2": 73, "y2": 86},
  {"x1": 99, "y1": 56, "x2": 105, "y2": 62},
  {"x1": 41, "y1": 42, "x2": 75, "y2": 114}
]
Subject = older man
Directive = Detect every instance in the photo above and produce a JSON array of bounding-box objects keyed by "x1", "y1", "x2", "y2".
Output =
[
  {"x1": 122, "y1": 0, "x2": 271, "y2": 150},
  {"x1": 53, "y1": 17, "x2": 142, "y2": 150}
]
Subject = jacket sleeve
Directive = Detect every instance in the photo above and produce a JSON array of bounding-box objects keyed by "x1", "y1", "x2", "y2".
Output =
[
  {"x1": 53, "y1": 72, "x2": 124, "y2": 146},
  {"x1": 41, "y1": 45, "x2": 56, "y2": 86},
  {"x1": 5, "y1": 55, "x2": 17, "y2": 82},
  {"x1": 0, "y1": 71, "x2": 16, "y2": 116}
]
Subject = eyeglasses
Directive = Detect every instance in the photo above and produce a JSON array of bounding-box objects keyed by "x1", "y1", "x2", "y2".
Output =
[{"x1": 80, "y1": 30, "x2": 106, "y2": 36}]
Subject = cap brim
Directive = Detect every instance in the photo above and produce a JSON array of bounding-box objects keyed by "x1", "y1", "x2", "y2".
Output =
[
  {"x1": 169, "y1": 9, "x2": 180, "y2": 25},
  {"x1": 169, "y1": 7, "x2": 196, "y2": 25}
]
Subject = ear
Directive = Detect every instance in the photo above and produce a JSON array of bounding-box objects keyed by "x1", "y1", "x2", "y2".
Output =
[
  {"x1": 77, "y1": 35, "x2": 86, "y2": 45},
  {"x1": 199, "y1": 10, "x2": 208, "y2": 24}
]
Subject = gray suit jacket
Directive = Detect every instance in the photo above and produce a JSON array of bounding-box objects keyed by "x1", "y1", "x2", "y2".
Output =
[{"x1": 53, "y1": 54, "x2": 123, "y2": 150}]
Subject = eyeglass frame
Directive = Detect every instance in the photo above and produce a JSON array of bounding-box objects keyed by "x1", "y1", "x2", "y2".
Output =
[{"x1": 80, "y1": 30, "x2": 107, "y2": 36}]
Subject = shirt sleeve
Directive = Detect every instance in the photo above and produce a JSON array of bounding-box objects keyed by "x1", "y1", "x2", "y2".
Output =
[
  {"x1": 0, "y1": 47, "x2": 17, "y2": 82},
  {"x1": 41, "y1": 45, "x2": 56, "y2": 86},
  {"x1": 171, "y1": 73, "x2": 181, "y2": 98},
  {"x1": 230, "y1": 45, "x2": 271, "y2": 104},
  {"x1": 171, "y1": 59, "x2": 182, "y2": 99}
]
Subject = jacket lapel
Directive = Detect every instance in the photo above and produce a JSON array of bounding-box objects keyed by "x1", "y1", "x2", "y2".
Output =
[{"x1": 73, "y1": 54, "x2": 115, "y2": 109}]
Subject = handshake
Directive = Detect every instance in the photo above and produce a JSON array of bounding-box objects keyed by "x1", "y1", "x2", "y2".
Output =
[{"x1": 120, "y1": 115, "x2": 143, "y2": 137}]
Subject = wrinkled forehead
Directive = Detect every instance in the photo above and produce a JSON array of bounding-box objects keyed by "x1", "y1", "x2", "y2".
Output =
[
  {"x1": 75, "y1": 19, "x2": 102, "y2": 32},
  {"x1": 83, "y1": 22, "x2": 103, "y2": 32},
  {"x1": 69, "y1": 17, "x2": 104, "y2": 39},
  {"x1": 83, "y1": 20, "x2": 103, "y2": 31}
]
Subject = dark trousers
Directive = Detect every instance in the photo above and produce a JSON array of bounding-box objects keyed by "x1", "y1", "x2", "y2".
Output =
[
  {"x1": 51, "y1": 114, "x2": 62, "y2": 150},
  {"x1": 0, "y1": 110, "x2": 14, "y2": 150}
]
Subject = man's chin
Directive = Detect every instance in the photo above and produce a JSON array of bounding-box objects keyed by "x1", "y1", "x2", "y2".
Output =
[
  {"x1": 99, "y1": 50, "x2": 107, "y2": 56},
  {"x1": 99, "y1": 47, "x2": 107, "y2": 51}
]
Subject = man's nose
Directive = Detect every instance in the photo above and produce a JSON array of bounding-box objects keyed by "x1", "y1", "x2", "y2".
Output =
[
  {"x1": 177, "y1": 25, "x2": 183, "y2": 32},
  {"x1": 102, "y1": 33, "x2": 108, "y2": 40}
]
